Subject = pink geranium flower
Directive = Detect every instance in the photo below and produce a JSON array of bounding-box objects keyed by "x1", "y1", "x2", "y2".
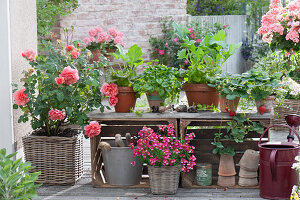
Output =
[
  {"x1": 59, "y1": 66, "x2": 79, "y2": 85},
  {"x1": 89, "y1": 28, "x2": 99, "y2": 38},
  {"x1": 13, "y1": 88, "x2": 30, "y2": 106},
  {"x1": 158, "y1": 50, "x2": 165, "y2": 55},
  {"x1": 108, "y1": 28, "x2": 118, "y2": 37},
  {"x1": 100, "y1": 83, "x2": 118, "y2": 97},
  {"x1": 84, "y1": 121, "x2": 101, "y2": 138},
  {"x1": 117, "y1": 32, "x2": 124, "y2": 37},
  {"x1": 114, "y1": 36, "x2": 125, "y2": 46},
  {"x1": 109, "y1": 96, "x2": 118, "y2": 106},
  {"x1": 49, "y1": 109, "x2": 65, "y2": 121},
  {"x1": 55, "y1": 77, "x2": 65, "y2": 84},
  {"x1": 22, "y1": 49, "x2": 36, "y2": 61}
]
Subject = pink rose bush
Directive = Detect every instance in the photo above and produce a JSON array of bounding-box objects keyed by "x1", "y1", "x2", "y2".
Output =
[
  {"x1": 84, "y1": 121, "x2": 101, "y2": 138},
  {"x1": 130, "y1": 124, "x2": 196, "y2": 172},
  {"x1": 83, "y1": 26, "x2": 125, "y2": 53},
  {"x1": 13, "y1": 41, "x2": 105, "y2": 136},
  {"x1": 100, "y1": 83, "x2": 119, "y2": 107}
]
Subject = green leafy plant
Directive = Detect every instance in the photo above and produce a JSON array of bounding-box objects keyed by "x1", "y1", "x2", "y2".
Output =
[
  {"x1": 133, "y1": 62, "x2": 182, "y2": 102},
  {"x1": 0, "y1": 148, "x2": 41, "y2": 199},
  {"x1": 197, "y1": 104, "x2": 220, "y2": 112},
  {"x1": 175, "y1": 24, "x2": 241, "y2": 84},
  {"x1": 106, "y1": 44, "x2": 143, "y2": 88},
  {"x1": 12, "y1": 40, "x2": 106, "y2": 136}
]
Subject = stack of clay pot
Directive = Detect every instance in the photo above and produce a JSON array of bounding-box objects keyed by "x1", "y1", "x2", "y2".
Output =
[
  {"x1": 217, "y1": 154, "x2": 236, "y2": 187},
  {"x1": 238, "y1": 149, "x2": 260, "y2": 187}
]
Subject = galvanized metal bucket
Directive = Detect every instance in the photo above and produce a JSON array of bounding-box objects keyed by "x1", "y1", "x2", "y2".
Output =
[{"x1": 102, "y1": 147, "x2": 143, "y2": 186}]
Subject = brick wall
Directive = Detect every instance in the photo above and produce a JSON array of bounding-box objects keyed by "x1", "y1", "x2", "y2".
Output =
[{"x1": 57, "y1": 0, "x2": 187, "y2": 60}]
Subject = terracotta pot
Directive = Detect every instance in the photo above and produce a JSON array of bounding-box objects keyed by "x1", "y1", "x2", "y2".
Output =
[
  {"x1": 238, "y1": 177, "x2": 258, "y2": 187},
  {"x1": 238, "y1": 149, "x2": 260, "y2": 172},
  {"x1": 147, "y1": 91, "x2": 165, "y2": 108},
  {"x1": 90, "y1": 49, "x2": 116, "y2": 62},
  {"x1": 239, "y1": 168, "x2": 258, "y2": 178},
  {"x1": 183, "y1": 83, "x2": 219, "y2": 107},
  {"x1": 255, "y1": 95, "x2": 275, "y2": 113},
  {"x1": 218, "y1": 154, "x2": 236, "y2": 176},
  {"x1": 217, "y1": 175, "x2": 236, "y2": 187},
  {"x1": 114, "y1": 86, "x2": 136, "y2": 113},
  {"x1": 219, "y1": 97, "x2": 240, "y2": 113}
]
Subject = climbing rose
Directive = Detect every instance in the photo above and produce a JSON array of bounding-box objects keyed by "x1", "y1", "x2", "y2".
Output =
[
  {"x1": 55, "y1": 77, "x2": 65, "y2": 84},
  {"x1": 100, "y1": 83, "x2": 118, "y2": 97},
  {"x1": 22, "y1": 49, "x2": 36, "y2": 61},
  {"x1": 158, "y1": 50, "x2": 165, "y2": 55},
  {"x1": 108, "y1": 27, "x2": 118, "y2": 37},
  {"x1": 49, "y1": 109, "x2": 65, "y2": 121},
  {"x1": 109, "y1": 96, "x2": 118, "y2": 106},
  {"x1": 59, "y1": 66, "x2": 79, "y2": 85},
  {"x1": 13, "y1": 88, "x2": 30, "y2": 106},
  {"x1": 84, "y1": 121, "x2": 101, "y2": 138}
]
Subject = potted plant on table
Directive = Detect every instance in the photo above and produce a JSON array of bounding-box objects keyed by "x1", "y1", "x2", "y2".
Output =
[
  {"x1": 133, "y1": 62, "x2": 182, "y2": 108},
  {"x1": 102, "y1": 44, "x2": 143, "y2": 112},
  {"x1": 13, "y1": 40, "x2": 106, "y2": 185},
  {"x1": 210, "y1": 73, "x2": 249, "y2": 113},
  {"x1": 130, "y1": 124, "x2": 196, "y2": 194},
  {"x1": 83, "y1": 26, "x2": 125, "y2": 62},
  {"x1": 174, "y1": 23, "x2": 241, "y2": 107}
]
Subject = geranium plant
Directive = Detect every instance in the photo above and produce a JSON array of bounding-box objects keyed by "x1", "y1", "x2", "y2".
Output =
[
  {"x1": 130, "y1": 124, "x2": 196, "y2": 172},
  {"x1": 83, "y1": 27, "x2": 125, "y2": 52},
  {"x1": 133, "y1": 62, "x2": 182, "y2": 102},
  {"x1": 281, "y1": 76, "x2": 300, "y2": 100},
  {"x1": 13, "y1": 40, "x2": 107, "y2": 137}
]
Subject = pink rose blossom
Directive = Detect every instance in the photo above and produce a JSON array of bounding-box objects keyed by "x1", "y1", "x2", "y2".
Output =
[
  {"x1": 22, "y1": 49, "x2": 37, "y2": 61},
  {"x1": 196, "y1": 39, "x2": 202, "y2": 43},
  {"x1": 130, "y1": 161, "x2": 136, "y2": 166},
  {"x1": 55, "y1": 77, "x2": 65, "y2": 84},
  {"x1": 49, "y1": 109, "x2": 65, "y2": 121},
  {"x1": 71, "y1": 48, "x2": 79, "y2": 59},
  {"x1": 165, "y1": 43, "x2": 168, "y2": 47},
  {"x1": 188, "y1": 28, "x2": 193, "y2": 33},
  {"x1": 108, "y1": 28, "x2": 118, "y2": 37},
  {"x1": 109, "y1": 96, "x2": 118, "y2": 106},
  {"x1": 65, "y1": 45, "x2": 74, "y2": 52},
  {"x1": 59, "y1": 66, "x2": 79, "y2": 85},
  {"x1": 184, "y1": 60, "x2": 188, "y2": 64},
  {"x1": 173, "y1": 37, "x2": 178, "y2": 43},
  {"x1": 13, "y1": 88, "x2": 30, "y2": 106},
  {"x1": 100, "y1": 83, "x2": 118, "y2": 97},
  {"x1": 84, "y1": 121, "x2": 101, "y2": 138},
  {"x1": 190, "y1": 34, "x2": 195, "y2": 39},
  {"x1": 158, "y1": 50, "x2": 165, "y2": 55}
]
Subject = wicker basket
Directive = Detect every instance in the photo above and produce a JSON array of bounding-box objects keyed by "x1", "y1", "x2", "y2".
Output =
[
  {"x1": 22, "y1": 133, "x2": 83, "y2": 185},
  {"x1": 272, "y1": 99, "x2": 300, "y2": 130},
  {"x1": 148, "y1": 165, "x2": 180, "y2": 195}
]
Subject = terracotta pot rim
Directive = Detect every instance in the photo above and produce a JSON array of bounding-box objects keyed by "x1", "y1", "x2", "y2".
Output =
[
  {"x1": 117, "y1": 86, "x2": 135, "y2": 93},
  {"x1": 183, "y1": 83, "x2": 217, "y2": 92}
]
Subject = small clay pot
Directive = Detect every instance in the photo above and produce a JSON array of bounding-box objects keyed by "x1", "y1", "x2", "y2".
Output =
[
  {"x1": 238, "y1": 177, "x2": 258, "y2": 187},
  {"x1": 114, "y1": 86, "x2": 137, "y2": 113},
  {"x1": 255, "y1": 95, "x2": 275, "y2": 113},
  {"x1": 239, "y1": 168, "x2": 258, "y2": 178},
  {"x1": 218, "y1": 154, "x2": 236, "y2": 176},
  {"x1": 90, "y1": 49, "x2": 115, "y2": 63},
  {"x1": 147, "y1": 91, "x2": 165, "y2": 108},
  {"x1": 217, "y1": 175, "x2": 236, "y2": 187},
  {"x1": 219, "y1": 97, "x2": 240, "y2": 113},
  {"x1": 238, "y1": 149, "x2": 259, "y2": 172}
]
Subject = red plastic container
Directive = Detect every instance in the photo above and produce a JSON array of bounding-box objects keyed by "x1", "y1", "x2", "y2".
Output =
[{"x1": 258, "y1": 124, "x2": 300, "y2": 199}]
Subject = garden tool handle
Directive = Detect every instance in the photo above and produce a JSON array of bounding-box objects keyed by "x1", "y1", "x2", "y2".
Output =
[
  {"x1": 270, "y1": 149, "x2": 277, "y2": 181},
  {"x1": 258, "y1": 124, "x2": 300, "y2": 144}
]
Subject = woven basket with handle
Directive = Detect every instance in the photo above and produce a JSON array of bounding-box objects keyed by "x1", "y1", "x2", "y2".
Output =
[
  {"x1": 22, "y1": 133, "x2": 83, "y2": 185},
  {"x1": 148, "y1": 165, "x2": 180, "y2": 195}
]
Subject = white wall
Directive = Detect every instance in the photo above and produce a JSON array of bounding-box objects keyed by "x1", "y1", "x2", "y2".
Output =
[{"x1": 0, "y1": 0, "x2": 14, "y2": 154}]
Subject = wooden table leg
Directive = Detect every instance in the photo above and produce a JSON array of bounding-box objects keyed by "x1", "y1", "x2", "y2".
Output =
[{"x1": 90, "y1": 135, "x2": 104, "y2": 187}]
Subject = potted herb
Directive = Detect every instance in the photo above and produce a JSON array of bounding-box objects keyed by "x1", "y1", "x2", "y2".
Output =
[
  {"x1": 104, "y1": 44, "x2": 143, "y2": 112},
  {"x1": 130, "y1": 124, "x2": 196, "y2": 194},
  {"x1": 210, "y1": 73, "x2": 249, "y2": 112},
  {"x1": 133, "y1": 62, "x2": 182, "y2": 108},
  {"x1": 83, "y1": 27, "x2": 125, "y2": 62},
  {"x1": 13, "y1": 40, "x2": 105, "y2": 185},
  {"x1": 242, "y1": 68, "x2": 282, "y2": 114},
  {"x1": 174, "y1": 23, "x2": 241, "y2": 107}
]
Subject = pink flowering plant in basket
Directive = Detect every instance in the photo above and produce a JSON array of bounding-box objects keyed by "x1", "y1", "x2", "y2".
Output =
[
  {"x1": 13, "y1": 40, "x2": 108, "y2": 137},
  {"x1": 130, "y1": 124, "x2": 196, "y2": 172}
]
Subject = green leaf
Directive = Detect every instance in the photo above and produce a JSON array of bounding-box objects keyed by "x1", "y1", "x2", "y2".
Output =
[{"x1": 226, "y1": 94, "x2": 237, "y2": 100}]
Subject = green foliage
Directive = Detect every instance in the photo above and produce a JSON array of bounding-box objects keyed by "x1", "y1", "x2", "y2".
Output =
[
  {"x1": 13, "y1": 41, "x2": 106, "y2": 136},
  {"x1": 133, "y1": 62, "x2": 182, "y2": 102},
  {"x1": 197, "y1": 104, "x2": 220, "y2": 112},
  {"x1": 175, "y1": 25, "x2": 241, "y2": 84},
  {"x1": 0, "y1": 148, "x2": 41, "y2": 199},
  {"x1": 149, "y1": 17, "x2": 227, "y2": 68},
  {"x1": 106, "y1": 44, "x2": 143, "y2": 88},
  {"x1": 187, "y1": 0, "x2": 245, "y2": 16},
  {"x1": 37, "y1": 0, "x2": 78, "y2": 38}
]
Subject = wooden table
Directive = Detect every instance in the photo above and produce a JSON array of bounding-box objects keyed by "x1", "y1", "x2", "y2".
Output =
[{"x1": 87, "y1": 111, "x2": 272, "y2": 188}]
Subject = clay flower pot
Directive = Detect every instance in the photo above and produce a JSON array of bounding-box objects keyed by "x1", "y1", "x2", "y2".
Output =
[
  {"x1": 219, "y1": 97, "x2": 240, "y2": 113},
  {"x1": 239, "y1": 168, "x2": 258, "y2": 178},
  {"x1": 217, "y1": 175, "x2": 236, "y2": 187},
  {"x1": 238, "y1": 177, "x2": 258, "y2": 187},
  {"x1": 183, "y1": 83, "x2": 219, "y2": 107},
  {"x1": 238, "y1": 149, "x2": 259, "y2": 172},
  {"x1": 90, "y1": 49, "x2": 116, "y2": 63},
  {"x1": 147, "y1": 91, "x2": 165, "y2": 108},
  {"x1": 114, "y1": 86, "x2": 136, "y2": 113},
  {"x1": 218, "y1": 154, "x2": 236, "y2": 176},
  {"x1": 255, "y1": 95, "x2": 275, "y2": 113}
]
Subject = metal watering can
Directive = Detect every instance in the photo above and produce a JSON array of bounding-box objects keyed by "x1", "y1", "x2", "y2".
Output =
[{"x1": 258, "y1": 115, "x2": 300, "y2": 199}]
